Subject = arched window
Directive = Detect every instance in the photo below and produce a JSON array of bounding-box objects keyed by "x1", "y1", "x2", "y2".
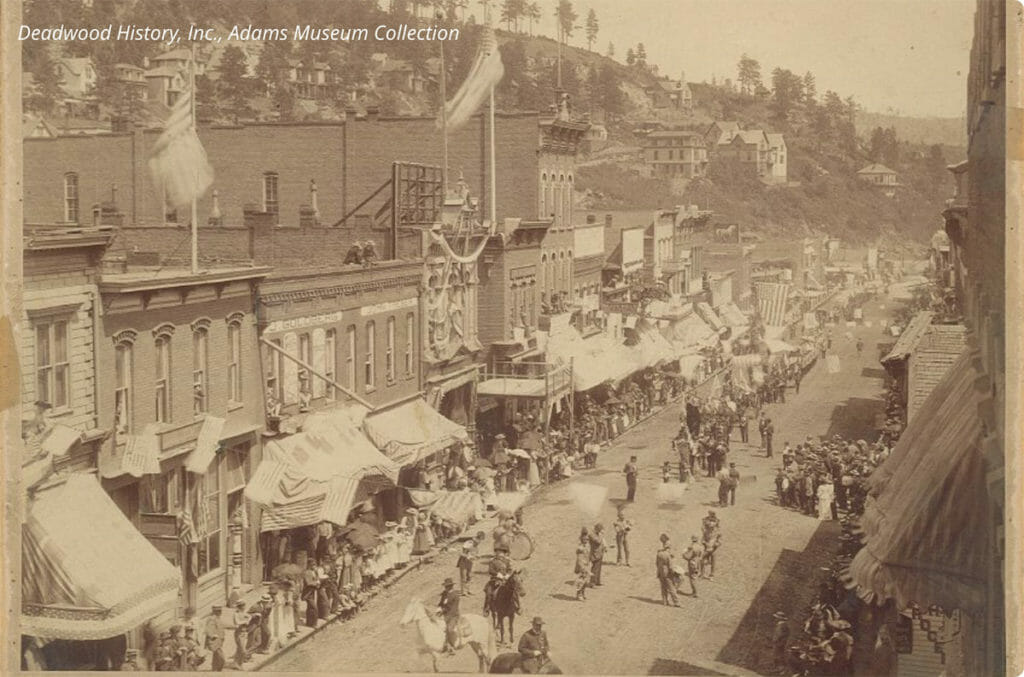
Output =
[
  {"x1": 364, "y1": 321, "x2": 375, "y2": 390},
  {"x1": 113, "y1": 331, "x2": 136, "y2": 435},
  {"x1": 540, "y1": 173, "x2": 547, "y2": 217},
  {"x1": 539, "y1": 254, "x2": 547, "y2": 297},
  {"x1": 567, "y1": 174, "x2": 574, "y2": 226},
  {"x1": 557, "y1": 175, "x2": 565, "y2": 226},
  {"x1": 263, "y1": 172, "x2": 279, "y2": 217},
  {"x1": 153, "y1": 326, "x2": 174, "y2": 423},
  {"x1": 64, "y1": 173, "x2": 79, "y2": 223},
  {"x1": 192, "y1": 321, "x2": 210, "y2": 415},
  {"x1": 227, "y1": 317, "x2": 243, "y2": 403}
]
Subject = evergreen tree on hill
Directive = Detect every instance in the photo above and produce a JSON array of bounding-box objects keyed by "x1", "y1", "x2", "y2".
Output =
[
  {"x1": 585, "y1": 9, "x2": 599, "y2": 51},
  {"x1": 737, "y1": 54, "x2": 762, "y2": 95},
  {"x1": 555, "y1": 0, "x2": 578, "y2": 42}
]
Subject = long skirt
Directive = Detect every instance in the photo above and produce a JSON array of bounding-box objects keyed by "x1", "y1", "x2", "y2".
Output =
[
  {"x1": 527, "y1": 460, "x2": 541, "y2": 487},
  {"x1": 817, "y1": 483, "x2": 835, "y2": 521}
]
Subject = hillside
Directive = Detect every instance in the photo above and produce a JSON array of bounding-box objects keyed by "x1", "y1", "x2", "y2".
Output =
[{"x1": 23, "y1": 0, "x2": 959, "y2": 248}]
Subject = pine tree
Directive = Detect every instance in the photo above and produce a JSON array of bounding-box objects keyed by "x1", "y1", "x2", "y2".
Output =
[
  {"x1": 606, "y1": 42, "x2": 615, "y2": 58},
  {"x1": 737, "y1": 54, "x2": 761, "y2": 95},
  {"x1": 585, "y1": 9, "x2": 599, "y2": 51},
  {"x1": 555, "y1": 0, "x2": 577, "y2": 42},
  {"x1": 802, "y1": 71, "x2": 817, "y2": 105},
  {"x1": 625, "y1": 48, "x2": 635, "y2": 67},
  {"x1": 635, "y1": 43, "x2": 647, "y2": 68}
]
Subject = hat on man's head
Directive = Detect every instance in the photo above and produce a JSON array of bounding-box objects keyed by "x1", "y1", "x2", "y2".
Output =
[
  {"x1": 773, "y1": 611, "x2": 788, "y2": 620},
  {"x1": 235, "y1": 601, "x2": 246, "y2": 609},
  {"x1": 443, "y1": 577, "x2": 455, "y2": 588},
  {"x1": 532, "y1": 616, "x2": 545, "y2": 626},
  {"x1": 260, "y1": 593, "x2": 273, "y2": 603},
  {"x1": 691, "y1": 536, "x2": 699, "y2": 543},
  {"x1": 462, "y1": 541, "x2": 474, "y2": 551},
  {"x1": 495, "y1": 433, "x2": 506, "y2": 439},
  {"x1": 659, "y1": 533, "x2": 670, "y2": 543}
]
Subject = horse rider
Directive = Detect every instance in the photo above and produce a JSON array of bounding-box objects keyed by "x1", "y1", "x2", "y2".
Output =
[
  {"x1": 518, "y1": 616, "x2": 551, "y2": 673},
  {"x1": 437, "y1": 577, "x2": 462, "y2": 655},
  {"x1": 484, "y1": 545, "x2": 513, "y2": 615}
]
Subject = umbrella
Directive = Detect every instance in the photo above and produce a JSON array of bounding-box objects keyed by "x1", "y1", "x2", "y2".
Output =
[
  {"x1": 506, "y1": 448, "x2": 531, "y2": 459},
  {"x1": 340, "y1": 521, "x2": 380, "y2": 551},
  {"x1": 473, "y1": 457, "x2": 494, "y2": 468}
]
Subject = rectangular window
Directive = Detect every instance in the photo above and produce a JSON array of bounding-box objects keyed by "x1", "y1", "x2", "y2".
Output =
[
  {"x1": 263, "y1": 172, "x2": 279, "y2": 217},
  {"x1": 405, "y1": 312, "x2": 415, "y2": 375},
  {"x1": 115, "y1": 343, "x2": 133, "y2": 434},
  {"x1": 325, "y1": 329, "x2": 337, "y2": 399},
  {"x1": 386, "y1": 317, "x2": 395, "y2": 383},
  {"x1": 197, "y1": 460, "x2": 221, "y2": 576},
  {"x1": 140, "y1": 467, "x2": 183, "y2": 515},
  {"x1": 364, "y1": 322, "x2": 375, "y2": 390},
  {"x1": 228, "y1": 323, "x2": 242, "y2": 403},
  {"x1": 193, "y1": 330, "x2": 208, "y2": 415},
  {"x1": 268, "y1": 338, "x2": 284, "y2": 402},
  {"x1": 298, "y1": 332, "x2": 311, "y2": 366},
  {"x1": 346, "y1": 325, "x2": 356, "y2": 389},
  {"x1": 35, "y1": 319, "x2": 70, "y2": 409},
  {"x1": 155, "y1": 335, "x2": 171, "y2": 423},
  {"x1": 64, "y1": 173, "x2": 79, "y2": 223}
]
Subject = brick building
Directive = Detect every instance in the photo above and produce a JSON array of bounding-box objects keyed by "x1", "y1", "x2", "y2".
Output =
[
  {"x1": 572, "y1": 218, "x2": 606, "y2": 319},
  {"x1": 641, "y1": 130, "x2": 708, "y2": 178},
  {"x1": 95, "y1": 263, "x2": 270, "y2": 627}
]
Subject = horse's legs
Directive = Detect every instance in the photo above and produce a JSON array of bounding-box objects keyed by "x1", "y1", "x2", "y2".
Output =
[
  {"x1": 508, "y1": 615, "x2": 515, "y2": 646},
  {"x1": 431, "y1": 652, "x2": 439, "y2": 673}
]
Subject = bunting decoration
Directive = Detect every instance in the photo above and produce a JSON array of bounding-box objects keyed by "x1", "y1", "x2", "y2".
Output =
[
  {"x1": 148, "y1": 83, "x2": 214, "y2": 210},
  {"x1": 439, "y1": 26, "x2": 504, "y2": 130}
]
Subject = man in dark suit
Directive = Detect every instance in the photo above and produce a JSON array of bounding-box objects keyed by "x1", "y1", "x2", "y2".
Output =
[
  {"x1": 518, "y1": 617, "x2": 550, "y2": 673},
  {"x1": 589, "y1": 523, "x2": 607, "y2": 586},
  {"x1": 623, "y1": 456, "x2": 638, "y2": 502}
]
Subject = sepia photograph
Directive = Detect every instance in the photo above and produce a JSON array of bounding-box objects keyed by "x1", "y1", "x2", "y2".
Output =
[{"x1": 0, "y1": 0, "x2": 1019, "y2": 675}]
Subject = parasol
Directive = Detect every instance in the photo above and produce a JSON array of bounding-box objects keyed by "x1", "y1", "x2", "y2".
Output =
[{"x1": 506, "y1": 448, "x2": 531, "y2": 460}]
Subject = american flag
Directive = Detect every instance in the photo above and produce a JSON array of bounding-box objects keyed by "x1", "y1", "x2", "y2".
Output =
[
  {"x1": 148, "y1": 74, "x2": 213, "y2": 210},
  {"x1": 754, "y1": 282, "x2": 791, "y2": 327},
  {"x1": 440, "y1": 25, "x2": 504, "y2": 130},
  {"x1": 194, "y1": 475, "x2": 210, "y2": 541},
  {"x1": 178, "y1": 510, "x2": 199, "y2": 546}
]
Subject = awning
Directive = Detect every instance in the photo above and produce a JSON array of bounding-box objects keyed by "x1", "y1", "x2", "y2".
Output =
[
  {"x1": 677, "y1": 354, "x2": 704, "y2": 380},
  {"x1": 662, "y1": 312, "x2": 717, "y2": 354},
  {"x1": 717, "y1": 301, "x2": 749, "y2": 329},
  {"x1": 696, "y1": 302, "x2": 724, "y2": 331},
  {"x1": 765, "y1": 338, "x2": 798, "y2": 354},
  {"x1": 545, "y1": 326, "x2": 636, "y2": 391},
  {"x1": 22, "y1": 473, "x2": 180, "y2": 639},
  {"x1": 850, "y1": 350, "x2": 989, "y2": 611},
  {"x1": 881, "y1": 311, "x2": 934, "y2": 364},
  {"x1": 405, "y1": 489, "x2": 485, "y2": 525},
  {"x1": 477, "y1": 378, "x2": 549, "y2": 398},
  {"x1": 634, "y1": 320, "x2": 678, "y2": 368},
  {"x1": 363, "y1": 398, "x2": 468, "y2": 467},
  {"x1": 245, "y1": 406, "x2": 401, "y2": 531}
]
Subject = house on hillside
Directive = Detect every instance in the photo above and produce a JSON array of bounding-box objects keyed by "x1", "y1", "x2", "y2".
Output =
[
  {"x1": 716, "y1": 129, "x2": 771, "y2": 176},
  {"x1": 641, "y1": 129, "x2": 708, "y2": 178},
  {"x1": 857, "y1": 163, "x2": 900, "y2": 197},
  {"x1": 23, "y1": 114, "x2": 58, "y2": 139},
  {"x1": 379, "y1": 58, "x2": 428, "y2": 94},
  {"x1": 279, "y1": 59, "x2": 335, "y2": 100},
  {"x1": 57, "y1": 57, "x2": 97, "y2": 98},
  {"x1": 113, "y1": 63, "x2": 149, "y2": 101},
  {"x1": 644, "y1": 74, "x2": 693, "y2": 111},
  {"x1": 766, "y1": 133, "x2": 788, "y2": 183},
  {"x1": 703, "y1": 120, "x2": 740, "y2": 149},
  {"x1": 145, "y1": 66, "x2": 187, "y2": 107}
]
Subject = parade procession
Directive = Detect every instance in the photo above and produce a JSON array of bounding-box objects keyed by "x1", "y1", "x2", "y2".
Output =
[{"x1": 5, "y1": 0, "x2": 1016, "y2": 675}]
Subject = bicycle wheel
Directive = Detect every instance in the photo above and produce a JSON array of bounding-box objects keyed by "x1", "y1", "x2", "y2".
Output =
[{"x1": 509, "y1": 531, "x2": 534, "y2": 560}]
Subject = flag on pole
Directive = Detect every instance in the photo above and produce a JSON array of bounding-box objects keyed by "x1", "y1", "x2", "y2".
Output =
[
  {"x1": 438, "y1": 26, "x2": 504, "y2": 130},
  {"x1": 753, "y1": 282, "x2": 791, "y2": 327},
  {"x1": 148, "y1": 82, "x2": 213, "y2": 210}
]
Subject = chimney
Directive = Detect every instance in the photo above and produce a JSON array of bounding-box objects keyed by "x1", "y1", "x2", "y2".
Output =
[
  {"x1": 142, "y1": 56, "x2": 150, "y2": 69},
  {"x1": 586, "y1": 214, "x2": 596, "y2": 225},
  {"x1": 208, "y1": 189, "x2": 223, "y2": 226},
  {"x1": 310, "y1": 179, "x2": 319, "y2": 220},
  {"x1": 299, "y1": 205, "x2": 318, "y2": 228},
  {"x1": 366, "y1": 106, "x2": 380, "y2": 121},
  {"x1": 244, "y1": 203, "x2": 275, "y2": 233},
  {"x1": 605, "y1": 214, "x2": 613, "y2": 228}
]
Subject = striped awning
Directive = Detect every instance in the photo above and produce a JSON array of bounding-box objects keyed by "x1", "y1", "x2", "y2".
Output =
[
  {"x1": 363, "y1": 398, "x2": 468, "y2": 467},
  {"x1": 22, "y1": 474, "x2": 180, "y2": 639},
  {"x1": 244, "y1": 406, "x2": 399, "y2": 531},
  {"x1": 849, "y1": 349, "x2": 989, "y2": 611}
]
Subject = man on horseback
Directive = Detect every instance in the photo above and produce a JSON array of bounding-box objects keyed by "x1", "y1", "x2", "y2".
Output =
[
  {"x1": 437, "y1": 578, "x2": 461, "y2": 655},
  {"x1": 518, "y1": 617, "x2": 550, "y2": 673},
  {"x1": 483, "y1": 545, "x2": 513, "y2": 616}
]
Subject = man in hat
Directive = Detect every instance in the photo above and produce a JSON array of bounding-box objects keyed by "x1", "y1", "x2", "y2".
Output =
[
  {"x1": 655, "y1": 534, "x2": 680, "y2": 606},
  {"x1": 457, "y1": 539, "x2": 477, "y2": 596},
  {"x1": 613, "y1": 506, "x2": 632, "y2": 567},
  {"x1": 518, "y1": 617, "x2": 551, "y2": 673},
  {"x1": 728, "y1": 462, "x2": 741, "y2": 505},
  {"x1": 623, "y1": 455, "x2": 639, "y2": 502},
  {"x1": 437, "y1": 577, "x2": 462, "y2": 655},
  {"x1": 764, "y1": 417, "x2": 775, "y2": 458},
  {"x1": 343, "y1": 241, "x2": 364, "y2": 265},
  {"x1": 182, "y1": 625, "x2": 205, "y2": 670},
  {"x1": 680, "y1": 537, "x2": 701, "y2": 597},
  {"x1": 772, "y1": 611, "x2": 790, "y2": 673},
  {"x1": 484, "y1": 544, "x2": 512, "y2": 614},
  {"x1": 252, "y1": 593, "x2": 275, "y2": 653},
  {"x1": 204, "y1": 605, "x2": 226, "y2": 671},
  {"x1": 589, "y1": 523, "x2": 607, "y2": 586}
]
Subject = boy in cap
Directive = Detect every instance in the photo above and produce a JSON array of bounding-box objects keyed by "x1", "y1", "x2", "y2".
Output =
[
  {"x1": 457, "y1": 539, "x2": 477, "y2": 596},
  {"x1": 231, "y1": 601, "x2": 251, "y2": 668},
  {"x1": 437, "y1": 577, "x2": 461, "y2": 655},
  {"x1": 681, "y1": 537, "x2": 701, "y2": 597}
]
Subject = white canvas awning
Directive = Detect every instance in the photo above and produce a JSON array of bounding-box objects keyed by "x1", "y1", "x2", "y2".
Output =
[
  {"x1": 22, "y1": 473, "x2": 180, "y2": 639},
  {"x1": 363, "y1": 398, "x2": 468, "y2": 467}
]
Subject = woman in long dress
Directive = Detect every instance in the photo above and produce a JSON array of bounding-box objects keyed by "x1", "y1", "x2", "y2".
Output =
[
  {"x1": 527, "y1": 452, "x2": 541, "y2": 487},
  {"x1": 817, "y1": 481, "x2": 835, "y2": 521},
  {"x1": 412, "y1": 510, "x2": 434, "y2": 554}
]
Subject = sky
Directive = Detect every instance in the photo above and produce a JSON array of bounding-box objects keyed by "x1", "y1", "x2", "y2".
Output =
[{"x1": 527, "y1": 0, "x2": 975, "y2": 117}]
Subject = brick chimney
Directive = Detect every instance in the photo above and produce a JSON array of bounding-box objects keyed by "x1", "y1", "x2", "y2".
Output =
[
  {"x1": 299, "y1": 205, "x2": 318, "y2": 228},
  {"x1": 244, "y1": 203, "x2": 275, "y2": 232},
  {"x1": 208, "y1": 189, "x2": 223, "y2": 226},
  {"x1": 586, "y1": 214, "x2": 596, "y2": 224}
]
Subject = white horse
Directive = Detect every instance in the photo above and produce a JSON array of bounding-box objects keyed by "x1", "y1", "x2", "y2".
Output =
[{"x1": 400, "y1": 598, "x2": 496, "y2": 673}]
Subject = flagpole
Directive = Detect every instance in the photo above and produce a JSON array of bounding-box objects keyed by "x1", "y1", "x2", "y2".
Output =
[
  {"x1": 439, "y1": 29, "x2": 449, "y2": 196},
  {"x1": 489, "y1": 83, "x2": 496, "y2": 227},
  {"x1": 190, "y1": 43, "x2": 199, "y2": 274}
]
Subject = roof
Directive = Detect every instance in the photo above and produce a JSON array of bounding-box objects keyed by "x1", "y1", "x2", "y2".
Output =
[
  {"x1": 114, "y1": 62, "x2": 144, "y2": 72},
  {"x1": 363, "y1": 398, "x2": 468, "y2": 466},
  {"x1": 907, "y1": 325, "x2": 967, "y2": 421},
  {"x1": 766, "y1": 133, "x2": 786, "y2": 147},
  {"x1": 858, "y1": 163, "x2": 897, "y2": 175},
  {"x1": 23, "y1": 114, "x2": 58, "y2": 139},
  {"x1": 881, "y1": 311, "x2": 934, "y2": 363},
  {"x1": 710, "y1": 121, "x2": 739, "y2": 133},
  {"x1": 152, "y1": 48, "x2": 199, "y2": 62},
  {"x1": 732, "y1": 130, "x2": 768, "y2": 146},
  {"x1": 144, "y1": 66, "x2": 181, "y2": 79},
  {"x1": 58, "y1": 57, "x2": 93, "y2": 76},
  {"x1": 99, "y1": 265, "x2": 272, "y2": 293},
  {"x1": 647, "y1": 129, "x2": 704, "y2": 140}
]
